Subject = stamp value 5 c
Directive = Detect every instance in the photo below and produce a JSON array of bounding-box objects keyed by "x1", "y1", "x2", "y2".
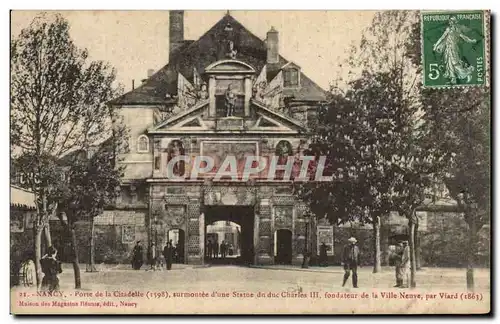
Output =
[{"x1": 422, "y1": 11, "x2": 487, "y2": 88}]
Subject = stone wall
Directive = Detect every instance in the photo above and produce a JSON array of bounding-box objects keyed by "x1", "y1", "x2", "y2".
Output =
[{"x1": 74, "y1": 210, "x2": 148, "y2": 264}]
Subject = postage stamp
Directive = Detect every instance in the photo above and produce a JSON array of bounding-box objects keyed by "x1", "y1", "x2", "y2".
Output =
[{"x1": 421, "y1": 11, "x2": 487, "y2": 88}]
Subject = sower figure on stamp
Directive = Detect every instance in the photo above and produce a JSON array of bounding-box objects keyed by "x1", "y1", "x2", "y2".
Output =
[
  {"x1": 40, "y1": 246, "x2": 63, "y2": 292},
  {"x1": 432, "y1": 16, "x2": 477, "y2": 84},
  {"x1": 341, "y1": 237, "x2": 360, "y2": 288},
  {"x1": 399, "y1": 241, "x2": 411, "y2": 288}
]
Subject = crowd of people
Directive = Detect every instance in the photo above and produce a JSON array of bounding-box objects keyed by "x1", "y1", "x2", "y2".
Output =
[
  {"x1": 36, "y1": 237, "x2": 412, "y2": 292},
  {"x1": 205, "y1": 240, "x2": 233, "y2": 259},
  {"x1": 131, "y1": 240, "x2": 184, "y2": 272}
]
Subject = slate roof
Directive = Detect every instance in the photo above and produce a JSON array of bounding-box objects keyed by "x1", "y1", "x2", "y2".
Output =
[{"x1": 110, "y1": 14, "x2": 328, "y2": 105}]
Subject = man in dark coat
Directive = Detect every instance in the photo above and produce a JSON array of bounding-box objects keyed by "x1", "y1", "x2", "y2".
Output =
[
  {"x1": 220, "y1": 240, "x2": 227, "y2": 259},
  {"x1": 131, "y1": 241, "x2": 143, "y2": 270},
  {"x1": 213, "y1": 241, "x2": 219, "y2": 259},
  {"x1": 206, "y1": 240, "x2": 212, "y2": 260},
  {"x1": 342, "y1": 237, "x2": 360, "y2": 288},
  {"x1": 163, "y1": 241, "x2": 174, "y2": 270},
  {"x1": 319, "y1": 242, "x2": 328, "y2": 267},
  {"x1": 40, "y1": 246, "x2": 63, "y2": 292}
]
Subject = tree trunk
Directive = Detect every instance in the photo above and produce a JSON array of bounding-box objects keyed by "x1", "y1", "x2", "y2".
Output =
[
  {"x1": 44, "y1": 222, "x2": 52, "y2": 247},
  {"x1": 34, "y1": 226, "x2": 43, "y2": 289},
  {"x1": 414, "y1": 221, "x2": 421, "y2": 270},
  {"x1": 69, "y1": 221, "x2": 81, "y2": 289},
  {"x1": 466, "y1": 214, "x2": 476, "y2": 291},
  {"x1": 372, "y1": 215, "x2": 381, "y2": 273},
  {"x1": 409, "y1": 217, "x2": 417, "y2": 288},
  {"x1": 89, "y1": 217, "x2": 97, "y2": 272}
]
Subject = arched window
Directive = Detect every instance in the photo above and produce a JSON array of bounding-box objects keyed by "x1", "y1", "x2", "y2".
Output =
[{"x1": 137, "y1": 135, "x2": 149, "y2": 153}]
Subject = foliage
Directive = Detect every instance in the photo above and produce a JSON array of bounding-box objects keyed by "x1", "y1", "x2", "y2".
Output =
[
  {"x1": 10, "y1": 13, "x2": 125, "y2": 287},
  {"x1": 11, "y1": 12, "x2": 123, "y2": 221}
]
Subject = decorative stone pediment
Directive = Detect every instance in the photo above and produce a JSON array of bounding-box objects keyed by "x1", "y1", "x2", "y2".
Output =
[
  {"x1": 205, "y1": 60, "x2": 256, "y2": 75},
  {"x1": 148, "y1": 98, "x2": 306, "y2": 135}
]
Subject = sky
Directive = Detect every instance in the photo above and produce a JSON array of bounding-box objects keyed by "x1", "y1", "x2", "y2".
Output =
[{"x1": 10, "y1": 10, "x2": 376, "y2": 93}]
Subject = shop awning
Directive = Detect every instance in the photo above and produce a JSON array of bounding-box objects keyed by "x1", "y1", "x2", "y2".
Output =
[{"x1": 10, "y1": 185, "x2": 36, "y2": 209}]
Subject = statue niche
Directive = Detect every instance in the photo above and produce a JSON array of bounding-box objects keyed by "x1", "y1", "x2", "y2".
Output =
[
  {"x1": 215, "y1": 79, "x2": 245, "y2": 118},
  {"x1": 166, "y1": 140, "x2": 185, "y2": 177}
]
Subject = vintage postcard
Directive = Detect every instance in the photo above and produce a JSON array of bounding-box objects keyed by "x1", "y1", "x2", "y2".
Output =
[{"x1": 10, "y1": 10, "x2": 491, "y2": 315}]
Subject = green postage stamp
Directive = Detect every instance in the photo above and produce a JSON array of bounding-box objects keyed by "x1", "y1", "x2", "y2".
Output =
[{"x1": 421, "y1": 11, "x2": 488, "y2": 88}]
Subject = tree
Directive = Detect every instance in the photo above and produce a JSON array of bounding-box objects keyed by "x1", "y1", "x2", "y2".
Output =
[
  {"x1": 11, "y1": 13, "x2": 121, "y2": 288},
  {"x1": 422, "y1": 86, "x2": 490, "y2": 290},
  {"x1": 56, "y1": 131, "x2": 126, "y2": 287}
]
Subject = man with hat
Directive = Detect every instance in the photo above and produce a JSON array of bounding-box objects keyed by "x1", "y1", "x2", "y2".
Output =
[
  {"x1": 399, "y1": 240, "x2": 411, "y2": 288},
  {"x1": 342, "y1": 237, "x2": 360, "y2": 288}
]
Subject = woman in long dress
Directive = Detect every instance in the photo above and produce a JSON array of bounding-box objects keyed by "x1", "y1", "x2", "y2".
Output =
[{"x1": 433, "y1": 17, "x2": 478, "y2": 84}]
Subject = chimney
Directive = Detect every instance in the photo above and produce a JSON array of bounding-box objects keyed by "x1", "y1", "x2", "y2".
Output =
[
  {"x1": 147, "y1": 69, "x2": 155, "y2": 78},
  {"x1": 169, "y1": 10, "x2": 184, "y2": 58},
  {"x1": 132, "y1": 79, "x2": 135, "y2": 90},
  {"x1": 266, "y1": 26, "x2": 279, "y2": 64}
]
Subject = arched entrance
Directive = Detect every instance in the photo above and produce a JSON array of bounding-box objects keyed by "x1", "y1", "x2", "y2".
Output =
[
  {"x1": 167, "y1": 229, "x2": 186, "y2": 264},
  {"x1": 275, "y1": 229, "x2": 292, "y2": 265},
  {"x1": 204, "y1": 206, "x2": 254, "y2": 265}
]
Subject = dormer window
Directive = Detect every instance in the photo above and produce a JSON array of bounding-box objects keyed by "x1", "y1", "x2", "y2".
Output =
[
  {"x1": 282, "y1": 62, "x2": 301, "y2": 88},
  {"x1": 137, "y1": 135, "x2": 149, "y2": 153},
  {"x1": 283, "y1": 68, "x2": 300, "y2": 88}
]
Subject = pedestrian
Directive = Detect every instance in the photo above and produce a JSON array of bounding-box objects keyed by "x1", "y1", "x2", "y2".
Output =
[
  {"x1": 40, "y1": 246, "x2": 63, "y2": 292},
  {"x1": 220, "y1": 240, "x2": 227, "y2": 259},
  {"x1": 147, "y1": 243, "x2": 156, "y2": 271},
  {"x1": 399, "y1": 241, "x2": 411, "y2": 288},
  {"x1": 341, "y1": 237, "x2": 360, "y2": 288},
  {"x1": 392, "y1": 242, "x2": 404, "y2": 287},
  {"x1": 207, "y1": 240, "x2": 212, "y2": 260},
  {"x1": 131, "y1": 241, "x2": 143, "y2": 270},
  {"x1": 213, "y1": 240, "x2": 219, "y2": 259},
  {"x1": 319, "y1": 242, "x2": 328, "y2": 267},
  {"x1": 163, "y1": 241, "x2": 174, "y2": 270}
]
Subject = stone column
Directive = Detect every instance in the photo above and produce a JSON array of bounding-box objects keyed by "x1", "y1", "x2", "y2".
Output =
[
  {"x1": 244, "y1": 76, "x2": 252, "y2": 117},
  {"x1": 186, "y1": 194, "x2": 202, "y2": 264},
  {"x1": 209, "y1": 76, "x2": 216, "y2": 117},
  {"x1": 256, "y1": 198, "x2": 273, "y2": 265}
]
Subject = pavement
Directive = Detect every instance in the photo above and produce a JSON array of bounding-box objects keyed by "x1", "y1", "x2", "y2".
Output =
[
  {"x1": 32, "y1": 263, "x2": 491, "y2": 292},
  {"x1": 11, "y1": 263, "x2": 490, "y2": 314}
]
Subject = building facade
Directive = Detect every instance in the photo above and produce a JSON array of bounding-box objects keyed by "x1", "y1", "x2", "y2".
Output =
[{"x1": 106, "y1": 11, "x2": 327, "y2": 265}]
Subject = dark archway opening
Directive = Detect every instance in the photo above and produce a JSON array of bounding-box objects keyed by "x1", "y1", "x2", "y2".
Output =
[
  {"x1": 275, "y1": 229, "x2": 292, "y2": 265},
  {"x1": 167, "y1": 229, "x2": 186, "y2": 264},
  {"x1": 204, "y1": 206, "x2": 254, "y2": 265}
]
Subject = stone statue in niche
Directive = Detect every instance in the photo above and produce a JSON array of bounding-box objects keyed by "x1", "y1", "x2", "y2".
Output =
[
  {"x1": 224, "y1": 84, "x2": 237, "y2": 117},
  {"x1": 167, "y1": 140, "x2": 185, "y2": 177},
  {"x1": 226, "y1": 40, "x2": 237, "y2": 59},
  {"x1": 197, "y1": 83, "x2": 208, "y2": 100}
]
